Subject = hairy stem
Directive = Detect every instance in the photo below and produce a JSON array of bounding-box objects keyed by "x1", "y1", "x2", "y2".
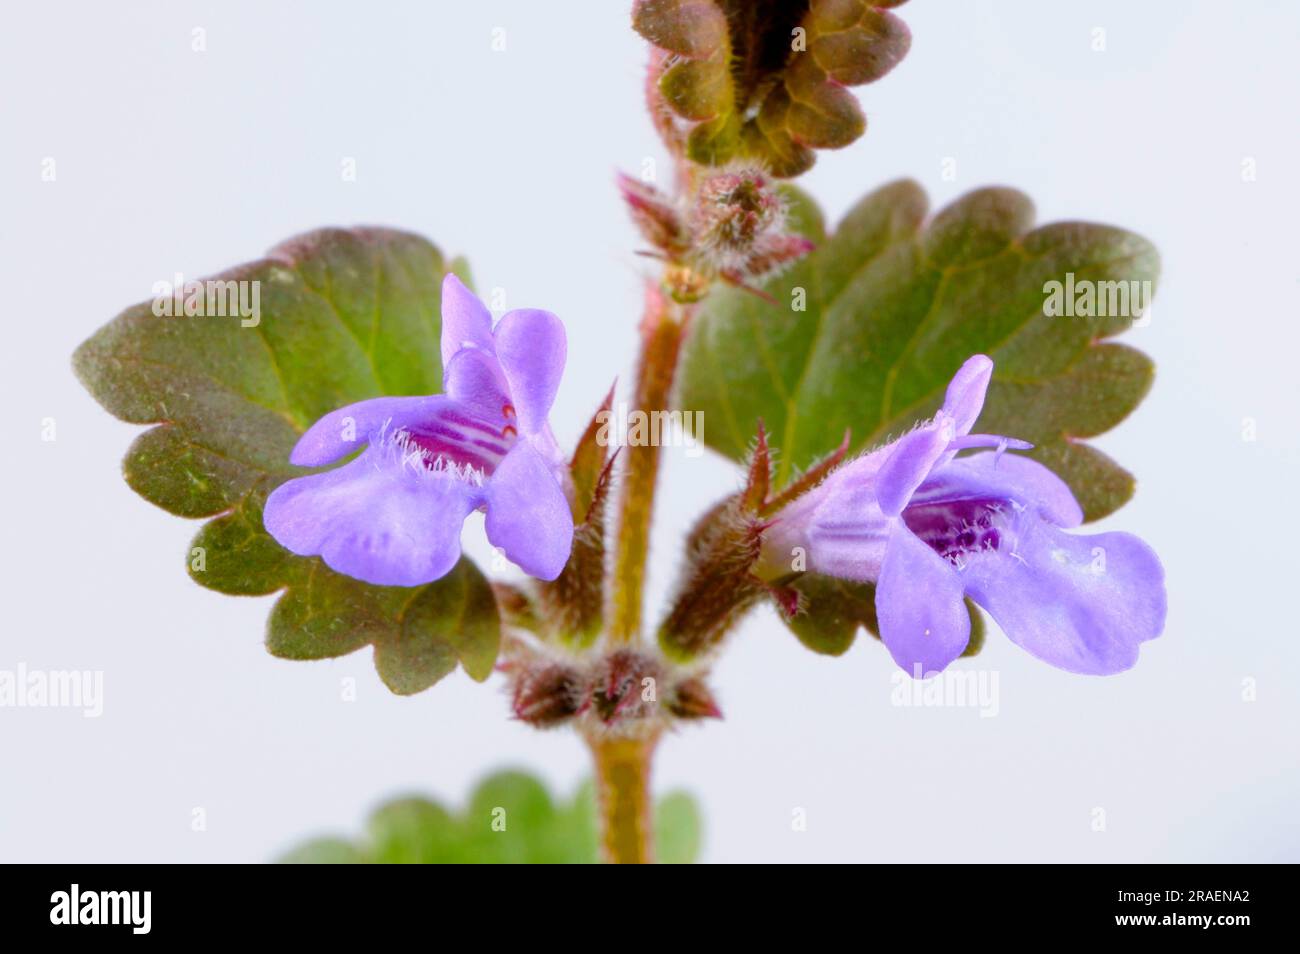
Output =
[
  {"x1": 608, "y1": 285, "x2": 688, "y2": 643},
  {"x1": 588, "y1": 732, "x2": 660, "y2": 863}
]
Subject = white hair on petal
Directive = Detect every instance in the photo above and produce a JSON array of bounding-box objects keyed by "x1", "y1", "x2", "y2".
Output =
[{"x1": 370, "y1": 418, "x2": 485, "y2": 486}]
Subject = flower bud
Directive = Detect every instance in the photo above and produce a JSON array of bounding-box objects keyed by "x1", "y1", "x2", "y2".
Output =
[
  {"x1": 536, "y1": 386, "x2": 616, "y2": 647},
  {"x1": 618, "y1": 173, "x2": 687, "y2": 258},
  {"x1": 657, "y1": 494, "x2": 768, "y2": 660},
  {"x1": 510, "y1": 661, "x2": 588, "y2": 728},
  {"x1": 692, "y1": 168, "x2": 781, "y2": 261},
  {"x1": 663, "y1": 263, "x2": 711, "y2": 303},
  {"x1": 686, "y1": 165, "x2": 813, "y2": 286},
  {"x1": 591, "y1": 649, "x2": 663, "y2": 724},
  {"x1": 666, "y1": 675, "x2": 722, "y2": 720},
  {"x1": 739, "y1": 232, "x2": 816, "y2": 281}
]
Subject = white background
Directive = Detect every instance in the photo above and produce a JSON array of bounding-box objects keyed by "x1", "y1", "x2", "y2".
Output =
[{"x1": 2, "y1": 0, "x2": 1297, "y2": 862}]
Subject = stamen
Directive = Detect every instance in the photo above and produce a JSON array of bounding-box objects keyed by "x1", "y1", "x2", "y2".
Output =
[{"x1": 946, "y1": 433, "x2": 1032, "y2": 453}]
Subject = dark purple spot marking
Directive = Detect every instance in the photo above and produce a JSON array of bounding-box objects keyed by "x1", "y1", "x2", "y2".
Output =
[{"x1": 902, "y1": 498, "x2": 1009, "y2": 566}]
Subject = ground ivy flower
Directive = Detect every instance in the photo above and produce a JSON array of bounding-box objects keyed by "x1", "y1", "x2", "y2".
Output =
[
  {"x1": 760, "y1": 355, "x2": 1166, "y2": 676},
  {"x1": 264, "y1": 275, "x2": 574, "y2": 587}
]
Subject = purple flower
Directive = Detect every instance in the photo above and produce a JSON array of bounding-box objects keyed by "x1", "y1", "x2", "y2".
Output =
[
  {"x1": 263, "y1": 275, "x2": 573, "y2": 587},
  {"x1": 761, "y1": 354, "x2": 1166, "y2": 676}
]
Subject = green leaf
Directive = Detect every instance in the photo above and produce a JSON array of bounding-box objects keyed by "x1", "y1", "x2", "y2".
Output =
[
  {"x1": 963, "y1": 600, "x2": 987, "y2": 658},
  {"x1": 277, "y1": 771, "x2": 704, "y2": 864},
  {"x1": 777, "y1": 573, "x2": 986, "y2": 660},
  {"x1": 676, "y1": 181, "x2": 1159, "y2": 521},
  {"x1": 367, "y1": 797, "x2": 464, "y2": 864},
  {"x1": 277, "y1": 837, "x2": 369, "y2": 865},
  {"x1": 73, "y1": 228, "x2": 499, "y2": 692},
  {"x1": 633, "y1": 0, "x2": 912, "y2": 177},
  {"x1": 371, "y1": 561, "x2": 501, "y2": 693},
  {"x1": 653, "y1": 791, "x2": 703, "y2": 865},
  {"x1": 782, "y1": 574, "x2": 877, "y2": 656}
]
